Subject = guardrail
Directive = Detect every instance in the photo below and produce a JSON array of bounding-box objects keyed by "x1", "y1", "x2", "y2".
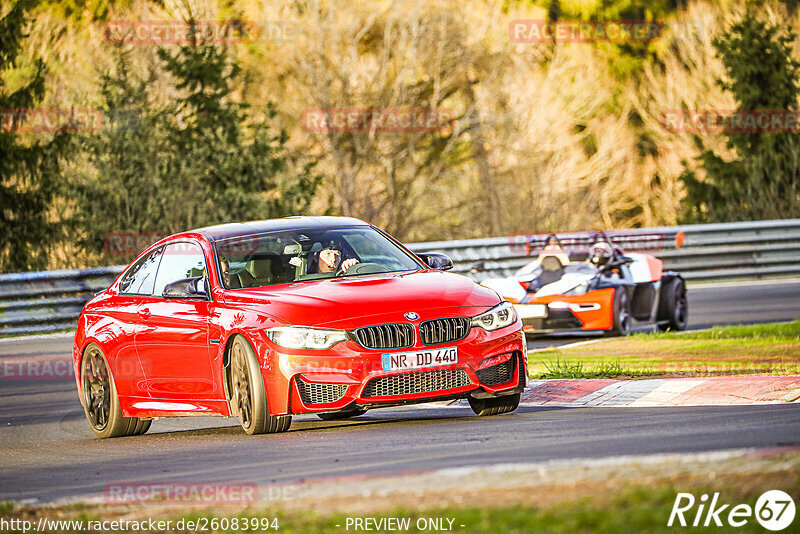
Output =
[
  {"x1": 0, "y1": 267, "x2": 124, "y2": 335},
  {"x1": 1, "y1": 219, "x2": 799, "y2": 336},
  {"x1": 408, "y1": 218, "x2": 800, "y2": 283}
]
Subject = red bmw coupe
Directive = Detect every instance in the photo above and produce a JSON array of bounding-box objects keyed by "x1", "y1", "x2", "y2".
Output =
[{"x1": 74, "y1": 217, "x2": 526, "y2": 438}]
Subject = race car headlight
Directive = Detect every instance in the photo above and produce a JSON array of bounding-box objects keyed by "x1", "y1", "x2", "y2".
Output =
[
  {"x1": 471, "y1": 301, "x2": 517, "y2": 331},
  {"x1": 265, "y1": 327, "x2": 348, "y2": 349}
]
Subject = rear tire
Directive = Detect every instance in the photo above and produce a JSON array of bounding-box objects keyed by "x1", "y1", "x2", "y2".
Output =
[
  {"x1": 658, "y1": 277, "x2": 688, "y2": 331},
  {"x1": 131, "y1": 418, "x2": 152, "y2": 435},
  {"x1": 605, "y1": 287, "x2": 631, "y2": 337},
  {"x1": 468, "y1": 393, "x2": 520, "y2": 416},
  {"x1": 317, "y1": 408, "x2": 367, "y2": 421},
  {"x1": 80, "y1": 344, "x2": 148, "y2": 439},
  {"x1": 230, "y1": 335, "x2": 291, "y2": 435}
]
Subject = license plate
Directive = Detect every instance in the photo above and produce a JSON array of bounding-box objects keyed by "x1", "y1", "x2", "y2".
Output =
[
  {"x1": 381, "y1": 347, "x2": 458, "y2": 371},
  {"x1": 516, "y1": 304, "x2": 547, "y2": 319}
]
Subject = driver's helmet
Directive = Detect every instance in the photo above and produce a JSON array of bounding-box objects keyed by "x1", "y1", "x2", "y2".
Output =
[{"x1": 589, "y1": 242, "x2": 614, "y2": 267}]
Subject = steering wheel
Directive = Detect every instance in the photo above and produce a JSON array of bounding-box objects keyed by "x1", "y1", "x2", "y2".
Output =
[{"x1": 337, "y1": 262, "x2": 388, "y2": 276}]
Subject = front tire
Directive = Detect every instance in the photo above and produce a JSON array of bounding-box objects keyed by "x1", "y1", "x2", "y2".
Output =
[
  {"x1": 80, "y1": 344, "x2": 149, "y2": 438},
  {"x1": 468, "y1": 393, "x2": 520, "y2": 416},
  {"x1": 230, "y1": 335, "x2": 291, "y2": 435}
]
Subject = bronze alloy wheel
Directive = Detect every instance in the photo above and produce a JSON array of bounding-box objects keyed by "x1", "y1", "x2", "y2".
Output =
[
  {"x1": 79, "y1": 344, "x2": 151, "y2": 438},
  {"x1": 82, "y1": 346, "x2": 111, "y2": 431},
  {"x1": 232, "y1": 340, "x2": 254, "y2": 430},
  {"x1": 228, "y1": 335, "x2": 292, "y2": 435}
]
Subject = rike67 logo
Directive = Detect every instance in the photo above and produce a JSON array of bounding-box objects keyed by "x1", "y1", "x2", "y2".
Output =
[{"x1": 669, "y1": 490, "x2": 796, "y2": 531}]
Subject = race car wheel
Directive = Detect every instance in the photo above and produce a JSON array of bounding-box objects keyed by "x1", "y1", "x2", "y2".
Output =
[
  {"x1": 658, "y1": 277, "x2": 688, "y2": 331},
  {"x1": 80, "y1": 344, "x2": 149, "y2": 438},
  {"x1": 605, "y1": 288, "x2": 632, "y2": 337},
  {"x1": 317, "y1": 408, "x2": 367, "y2": 421},
  {"x1": 468, "y1": 393, "x2": 521, "y2": 416},
  {"x1": 230, "y1": 335, "x2": 291, "y2": 435}
]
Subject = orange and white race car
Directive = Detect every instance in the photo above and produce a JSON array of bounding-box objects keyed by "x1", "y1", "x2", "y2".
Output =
[{"x1": 479, "y1": 231, "x2": 688, "y2": 336}]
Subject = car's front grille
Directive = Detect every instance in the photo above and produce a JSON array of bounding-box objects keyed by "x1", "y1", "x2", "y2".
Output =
[
  {"x1": 352, "y1": 323, "x2": 414, "y2": 350},
  {"x1": 475, "y1": 355, "x2": 517, "y2": 385},
  {"x1": 296, "y1": 377, "x2": 348, "y2": 405},
  {"x1": 419, "y1": 317, "x2": 471, "y2": 345},
  {"x1": 361, "y1": 368, "x2": 471, "y2": 398}
]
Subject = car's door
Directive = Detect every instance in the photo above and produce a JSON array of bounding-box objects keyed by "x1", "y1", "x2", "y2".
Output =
[
  {"x1": 134, "y1": 241, "x2": 219, "y2": 400},
  {"x1": 111, "y1": 246, "x2": 164, "y2": 398}
]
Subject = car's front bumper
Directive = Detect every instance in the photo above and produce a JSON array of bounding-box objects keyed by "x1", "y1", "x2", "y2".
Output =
[
  {"x1": 266, "y1": 327, "x2": 526, "y2": 415},
  {"x1": 516, "y1": 288, "x2": 615, "y2": 333}
]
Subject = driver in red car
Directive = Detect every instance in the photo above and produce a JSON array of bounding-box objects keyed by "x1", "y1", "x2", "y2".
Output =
[{"x1": 317, "y1": 247, "x2": 359, "y2": 274}]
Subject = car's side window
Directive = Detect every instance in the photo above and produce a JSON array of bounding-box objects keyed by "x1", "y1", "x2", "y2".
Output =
[
  {"x1": 152, "y1": 242, "x2": 207, "y2": 297},
  {"x1": 119, "y1": 247, "x2": 164, "y2": 295}
]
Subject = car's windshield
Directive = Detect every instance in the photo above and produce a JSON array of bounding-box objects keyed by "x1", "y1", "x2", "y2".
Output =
[{"x1": 214, "y1": 226, "x2": 423, "y2": 289}]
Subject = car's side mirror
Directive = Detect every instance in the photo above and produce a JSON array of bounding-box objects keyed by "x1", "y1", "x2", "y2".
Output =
[
  {"x1": 163, "y1": 276, "x2": 209, "y2": 299},
  {"x1": 418, "y1": 253, "x2": 454, "y2": 271}
]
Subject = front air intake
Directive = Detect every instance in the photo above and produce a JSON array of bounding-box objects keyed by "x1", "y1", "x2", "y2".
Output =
[
  {"x1": 296, "y1": 377, "x2": 348, "y2": 405},
  {"x1": 475, "y1": 355, "x2": 517, "y2": 385},
  {"x1": 362, "y1": 368, "x2": 471, "y2": 398}
]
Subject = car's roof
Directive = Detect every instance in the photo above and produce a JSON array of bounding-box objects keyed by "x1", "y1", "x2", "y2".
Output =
[{"x1": 193, "y1": 216, "x2": 370, "y2": 241}]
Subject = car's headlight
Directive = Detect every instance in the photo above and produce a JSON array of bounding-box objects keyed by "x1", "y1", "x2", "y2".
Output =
[
  {"x1": 265, "y1": 327, "x2": 348, "y2": 349},
  {"x1": 471, "y1": 301, "x2": 518, "y2": 331}
]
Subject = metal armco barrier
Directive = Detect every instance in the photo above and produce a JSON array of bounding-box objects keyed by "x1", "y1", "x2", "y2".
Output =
[
  {"x1": 1, "y1": 219, "x2": 799, "y2": 336},
  {"x1": 407, "y1": 218, "x2": 800, "y2": 283},
  {"x1": 0, "y1": 267, "x2": 124, "y2": 335}
]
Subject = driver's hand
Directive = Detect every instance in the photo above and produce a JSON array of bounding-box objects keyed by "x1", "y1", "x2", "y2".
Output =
[{"x1": 340, "y1": 258, "x2": 359, "y2": 272}]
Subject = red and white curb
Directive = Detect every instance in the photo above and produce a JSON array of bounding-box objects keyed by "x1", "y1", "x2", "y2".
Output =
[{"x1": 521, "y1": 376, "x2": 800, "y2": 407}]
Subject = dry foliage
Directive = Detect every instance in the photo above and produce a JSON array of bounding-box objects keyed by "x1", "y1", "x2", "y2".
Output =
[{"x1": 7, "y1": 0, "x2": 800, "y2": 268}]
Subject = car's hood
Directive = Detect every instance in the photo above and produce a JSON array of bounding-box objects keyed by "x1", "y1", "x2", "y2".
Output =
[{"x1": 221, "y1": 270, "x2": 500, "y2": 327}]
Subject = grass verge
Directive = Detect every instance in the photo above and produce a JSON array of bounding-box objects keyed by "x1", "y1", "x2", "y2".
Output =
[{"x1": 529, "y1": 320, "x2": 800, "y2": 379}]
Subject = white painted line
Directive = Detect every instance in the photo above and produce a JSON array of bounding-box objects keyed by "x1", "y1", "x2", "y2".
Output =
[
  {"x1": 689, "y1": 277, "x2": 800, "y2": 290},
  {"x1": 518, "y1": 399, "x2": 796, "y2": 407},
  {"x1": 0, "y1": 331, "x2": 75, "y2": 344},
  {"x1": 529, "y1": 337, "x2": 606, "y2": 353}
]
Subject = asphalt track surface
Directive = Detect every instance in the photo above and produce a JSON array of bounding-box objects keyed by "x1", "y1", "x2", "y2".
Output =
[{"x1": 1, "y1": 279, "x2": 799, "y2": 504}]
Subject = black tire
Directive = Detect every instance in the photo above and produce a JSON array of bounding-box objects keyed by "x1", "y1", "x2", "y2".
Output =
[
  {"x1": 468, "y1": 393, "x2": 520, "y2": 416},
  {"x1": 317, "y1": 408, "x2": 367, "y2": 421},
  {"x1": 132, "y1": 419, "x2": 152, "y2": 435},
  {"x1": 80, "y1": 344, "x2": 147, "y2": 439},
  {"x1": 658, "y1": 277, "x2": 688, "y2": 331},
  {"x1": 605, "y1": 287, "x2": 632, "y2": 337},
  {"x1": 230, "y1": 335, "x2": 291, "y2": 435}
]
